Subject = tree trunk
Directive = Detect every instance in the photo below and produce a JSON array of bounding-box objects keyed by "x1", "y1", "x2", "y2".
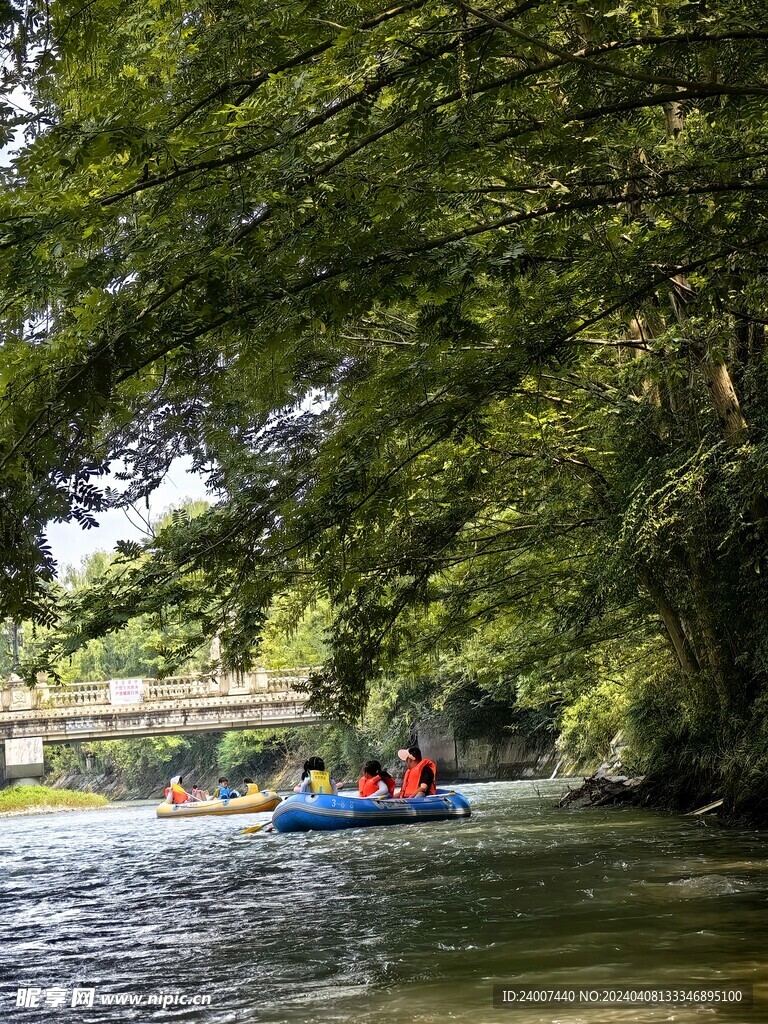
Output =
[
  {"x1": 666, "y1": 274, "x2": 748, "y2": 443},
  {"x1": 663, "y1": 99, "x2": 686, "y2": 139},
  {"x1": 701, "y1": 358, "x2": 748, "y2": 443},
  {"x1": 685, "y1": 553, "x2": 733, "y2": 688},
  {"x1": 636, "y1": 567, "x2": 700, "y2": 676}
]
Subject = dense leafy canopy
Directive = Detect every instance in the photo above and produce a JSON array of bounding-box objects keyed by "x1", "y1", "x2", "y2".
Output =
[{"x1": 4, "y1": 0, "x2": 768, "y2": 811}]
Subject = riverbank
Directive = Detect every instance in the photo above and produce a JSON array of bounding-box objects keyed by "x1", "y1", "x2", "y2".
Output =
[
  {"x1": 0, "y1": 804, "x2": 112, "y2": 818},
  {"x1": 41, "y1": 727, "x2": 565, "y2": 803}
]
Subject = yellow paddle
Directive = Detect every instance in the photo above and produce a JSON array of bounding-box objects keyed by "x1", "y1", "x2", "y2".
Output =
[{"x1": 241, "y1": 823, "x2": 266, "y2": 834}]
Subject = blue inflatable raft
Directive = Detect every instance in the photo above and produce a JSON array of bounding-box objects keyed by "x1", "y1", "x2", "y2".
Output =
[{"x1": 271, "y1": 789, "x2": 471, "y2": 832}]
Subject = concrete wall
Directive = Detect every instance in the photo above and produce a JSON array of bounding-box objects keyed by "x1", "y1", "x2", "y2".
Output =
[{"x1": 416, "y1": 722, "x2": 559, "y2": 781}]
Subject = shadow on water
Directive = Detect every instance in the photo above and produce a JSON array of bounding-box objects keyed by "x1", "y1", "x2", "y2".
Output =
[{"x1": 0, "y1": 780, "x2": 766, "y2": 1023}]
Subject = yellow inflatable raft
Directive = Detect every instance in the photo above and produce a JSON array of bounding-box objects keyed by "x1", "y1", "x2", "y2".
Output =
[{"x1": 156, "y1": 791, "x2": 281, "y2": 818}]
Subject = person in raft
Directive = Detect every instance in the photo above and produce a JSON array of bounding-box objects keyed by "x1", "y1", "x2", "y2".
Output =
[
  {"x1": 240, "y1": 777, "x2": 261, "y2": 797},
  {"x1": 295, "y1": 756, "x2": 340, "y2": 794},
  {"x1": 260, "y1": 756, "x2": 341, "y2": 833},
  {"x1": 189, "y1": 783, "x2": 209, "y2": 802},
  {"x1": 358, "y1": 759, "x2": 397, "y2": 798},
  {"x1": 164, "y1": 775, "x2": 190, "y2": 804},
  {"x1": 396, "y1": 746, "x2": 437, "y2": 798},
  {"x1": 212, "y1": 776, "x2": 237, "y2": 800}
]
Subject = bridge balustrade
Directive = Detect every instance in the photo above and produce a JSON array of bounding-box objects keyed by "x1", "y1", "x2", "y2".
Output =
[
  {"x1": 25, "y1": 670, "x2": 315, "y2": 710},
  {"x1": 144, "y1": 677, "x2": 218, "y2": 701},
  {"x1": 1, "y1": 672, "x2": 317, "y2": 715},
  {"x1": 51, "y1": 682, "x2": 110, "y2": 707}
]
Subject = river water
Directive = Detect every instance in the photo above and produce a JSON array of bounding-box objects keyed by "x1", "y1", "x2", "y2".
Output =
[{"x1": 0, "y1": 780, "x2": 766, "y2": 1023}]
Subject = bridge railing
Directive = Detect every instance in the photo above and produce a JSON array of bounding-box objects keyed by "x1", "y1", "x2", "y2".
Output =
[
  {"x1": 1, "y1": 668, "x2": 318, "y2": 713},
  {"x1": 145, "y1": 676, "x2": 217, "y2": 701},
  {"x1": 53, "y1": 682, "x2": 110, "y2": 707},
  {"x1": 263, "y1": 668, "x2": 314, "y2": 691}
]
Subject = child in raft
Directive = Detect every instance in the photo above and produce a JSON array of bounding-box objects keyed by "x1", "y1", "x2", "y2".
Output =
[
  {"x1": 240, "y1": 777, "x2": 261, "y2": 797},
  {"x1": 211, "y1": 776, "x2": 237, "y2": 799},
  {"x1": 358, "y1": 759, "x2": 396, "y2": 798},
  {"x1": 295, "y1": 756, "x2": 340, "y2": 795}
]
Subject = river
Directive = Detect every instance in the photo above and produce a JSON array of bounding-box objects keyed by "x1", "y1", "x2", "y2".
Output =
[{"x1": 0, "y1": 780, "x2": 765, "y2": 1023}]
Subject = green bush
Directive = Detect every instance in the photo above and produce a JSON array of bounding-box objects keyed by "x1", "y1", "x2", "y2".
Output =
[
  {"x1": 624, "y1": 670, "x2": 740, "y2": 811},
  {"x1": 558, "y1": 679, "x2": 627, "y2": 767},
  {"x1": 0, "y1": 785, "x2": 107, "y2": 812}
]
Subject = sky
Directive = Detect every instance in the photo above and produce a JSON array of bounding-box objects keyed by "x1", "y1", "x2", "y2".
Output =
[{"x1": 46, "y1": 457, "x2": 211, "y2": 575}]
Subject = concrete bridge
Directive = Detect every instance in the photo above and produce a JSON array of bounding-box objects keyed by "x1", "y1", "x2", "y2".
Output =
[{"x1": 0, "y1": 669, "x2": 323, "y2": 784}]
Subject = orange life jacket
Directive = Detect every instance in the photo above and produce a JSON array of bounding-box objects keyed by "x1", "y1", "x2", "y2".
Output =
[
  {"x1": 164, "y1": 784, "x2": 188, "y2": 805},
  {"x1": 358, "y1": 775, "x2": 381, "y2": 797},
  {"x1": 358, "y1": 774, "x2": 396, "y2": 797},
  {"x1": 399, "y1": 758, "x2": 437, "y2": 798}
]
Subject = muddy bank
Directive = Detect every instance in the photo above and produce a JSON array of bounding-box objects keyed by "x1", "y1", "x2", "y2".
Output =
[{"x1": 43, "y1": 764, "x2": 305, "y2": 801}]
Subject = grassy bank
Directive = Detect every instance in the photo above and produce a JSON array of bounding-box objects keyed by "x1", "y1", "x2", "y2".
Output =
[{"x1": 0, "y1": 785, "x2": 109, "y2": 814}]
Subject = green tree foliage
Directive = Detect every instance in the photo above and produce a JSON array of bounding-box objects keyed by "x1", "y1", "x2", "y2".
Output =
[
  {"x1": 10, "y1": 499, "x2": 213, "y2": 681},
  {"x1": 259, "y1": 593, "x2": 331, "y2": 670},
  {"x1": 55, "y1": 554, "x2": 162, "y2": 679},
  {"x1": 3, "y1": 0, "x2": 768, "y2": 813}
]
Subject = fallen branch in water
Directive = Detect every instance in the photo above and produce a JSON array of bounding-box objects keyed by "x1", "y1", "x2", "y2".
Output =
[
  {"x1": 687, "y1": 798, "x2": 724, "y2": 816},
  {"x1": 558, "y1": 773, "x2": 646, "y2": 809}
]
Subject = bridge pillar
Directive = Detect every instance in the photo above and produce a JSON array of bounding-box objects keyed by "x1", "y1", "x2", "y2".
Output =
[
  {"x1": 1, "y1": 673, "x2": 34, "y2": 712},
  {"x1": 247, "y1": 668, "x2": 269, "y2": 693},
  {"x1": 219, "y1": 669, "x2": 268, "y2": 695},
  {"x1": 3, "y1": 737, "x2": 45, "y2": 786}
]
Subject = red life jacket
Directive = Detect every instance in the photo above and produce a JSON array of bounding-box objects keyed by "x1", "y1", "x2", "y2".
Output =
[{"x1": 399, "y1": 758, "x2": 437, "y2": 798}]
